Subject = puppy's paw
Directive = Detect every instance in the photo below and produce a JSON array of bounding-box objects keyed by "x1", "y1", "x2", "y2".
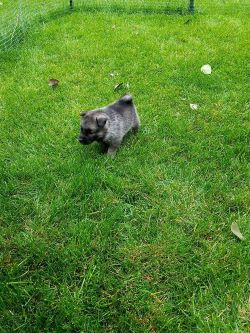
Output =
[{"x1": 107, "y1": 146, "x2": 118, "y2": 156}]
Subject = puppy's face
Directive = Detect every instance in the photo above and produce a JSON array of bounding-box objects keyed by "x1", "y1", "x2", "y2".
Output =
[{"x1": 79, "y1": 111, "x2": 109, "y2": 145}]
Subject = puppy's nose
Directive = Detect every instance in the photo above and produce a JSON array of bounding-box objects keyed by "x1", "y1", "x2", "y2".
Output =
[{"x1": 79, "y1": 136, "x2": 90, "y2": 144}]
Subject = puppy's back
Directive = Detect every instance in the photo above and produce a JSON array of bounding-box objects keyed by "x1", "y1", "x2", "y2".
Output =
[{"x1": 105, "y1": 95, "x2": 140, "y2": 133}]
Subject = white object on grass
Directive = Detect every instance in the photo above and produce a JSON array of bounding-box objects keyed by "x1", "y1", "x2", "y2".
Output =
[
  {"x1": 201, "y1": 64, "x2": 212, "y2": 75},
  {"x1": 110, "y1": 71, "x2": 118, "y2": 77},
  {"x1": 231, "y1": 222, "x2": 245, "y2": 241},
  {"x1": 190, "y1": 104, "x2": 199, "y2": 110}
]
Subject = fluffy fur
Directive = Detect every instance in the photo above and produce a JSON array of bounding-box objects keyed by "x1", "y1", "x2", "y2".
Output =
[{"x1": 78, "y1": 95, "x2": 140, "y2": 155}]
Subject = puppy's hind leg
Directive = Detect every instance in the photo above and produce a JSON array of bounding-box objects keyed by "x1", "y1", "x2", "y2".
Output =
[
  {"x1": 132, "y1": 120, "x2": 140, "y2": 133},
  {"x1": 132, "y1": 124, "x2": 140, "y2": 133},
  {"x1": 132, "y1": 110, "x2": 140, "y2": 133}
]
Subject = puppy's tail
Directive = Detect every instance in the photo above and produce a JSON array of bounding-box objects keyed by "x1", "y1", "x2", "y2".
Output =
[{"x1": 119, "y1": 94, "x2": 133, "y2": 104}]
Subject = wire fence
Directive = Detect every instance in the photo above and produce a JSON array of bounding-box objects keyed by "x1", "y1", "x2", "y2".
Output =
[
  {"x1": 0, "y1": 0, "x2": 66, "y2": 51},
  {"x1": 0, "y1": 0, "x2": 249, "y2": 52}
]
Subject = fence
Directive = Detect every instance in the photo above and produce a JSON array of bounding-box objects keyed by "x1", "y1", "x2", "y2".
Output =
[
  {"x1": 0, "y1": 0, "x2": 195, "y2": 51},
  {"x1": 0, "y1": 0, "x2": 249, "y2": 52}
]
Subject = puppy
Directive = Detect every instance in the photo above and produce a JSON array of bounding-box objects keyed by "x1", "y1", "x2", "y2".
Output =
[{"x1": 78, "y1": 95, "x2": 140, "y2": 155}]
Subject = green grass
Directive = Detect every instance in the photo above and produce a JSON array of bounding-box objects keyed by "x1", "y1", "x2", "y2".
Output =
[{"x1": 0, "y1": 1, "x2": 250, "y2": 332}]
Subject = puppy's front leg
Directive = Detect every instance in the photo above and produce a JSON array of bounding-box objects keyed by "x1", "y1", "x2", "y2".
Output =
[
  {"x1": 107, "y1": 145, "x2": 118, "y2": 155},
  {"x1": 100, "y1": 142, "x2": 109, "y2": 154},
  {"x1": 106, "y1": 139, "x2": 121, "y2": 156}
]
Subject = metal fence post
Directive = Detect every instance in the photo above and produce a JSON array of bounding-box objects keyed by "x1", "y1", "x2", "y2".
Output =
[
  {"x1": 70, "y1": 0, "x2": 73, "y2": 9},
  {"x1": 189, "y1": 0, "x2": 195, "y2": 13}
]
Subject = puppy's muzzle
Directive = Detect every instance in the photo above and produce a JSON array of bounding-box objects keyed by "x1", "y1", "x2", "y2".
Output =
[{"x1": 78, "y1": 136, "x2": 92, "y2": 145}]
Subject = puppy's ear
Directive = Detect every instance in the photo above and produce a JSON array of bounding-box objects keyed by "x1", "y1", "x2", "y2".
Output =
[
  {"x1": 80, "y1": 111, "x2": 86, "y2": 117},
  {"x1": 96, "y1": 115, "x2": 108, "y2": 128}
]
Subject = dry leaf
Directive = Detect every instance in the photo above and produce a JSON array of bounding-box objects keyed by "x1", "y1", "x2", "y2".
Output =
[
  {"x1": 48, "y1": 78, "x2": 59, "y2": 88},
  {"x1": 113, "y1": 82, "x2": 123, "y2": 91},
  {"x1": 231, "y1": 222, "x2": 245, "y2": 241},
  {"x1": 190, "y1": 103, "x2": 198, "y2": 110},
  {"x1": 201, "y1": 64, "x2": 212, "y2": 75}
]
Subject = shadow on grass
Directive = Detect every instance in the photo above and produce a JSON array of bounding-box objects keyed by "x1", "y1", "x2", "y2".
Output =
[
  {"x1": 69, "y1": 4, "x2": 188, "y2": 16},
  {"x1": 40, "y1": 3, "x2": 190, "y2": 27}
]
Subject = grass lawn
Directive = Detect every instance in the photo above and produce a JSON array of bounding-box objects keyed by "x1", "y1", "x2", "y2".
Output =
[{"x1": 0, "y1": 1, "x2": 249, "y2": 332}]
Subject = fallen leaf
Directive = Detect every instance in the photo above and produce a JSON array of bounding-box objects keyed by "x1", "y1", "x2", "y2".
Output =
[
  {"x1": 113, "y1": 82, "x2": 123, "y2": 91},
  {"x1": 48, "y1": 78, "x2": 59, "y2": 88},
  {"x1": 201, "y1": 64, "x2": 212, "y2": 75},
  {"x1": 144, "y1": 275, "x2": 153, "y2": 282},
  {"x1": 190, "y1": 103, "x2": 199, "y2": 110},
  {"x1": 231, "y1": 222, "x2": 245, "y2": 241}
]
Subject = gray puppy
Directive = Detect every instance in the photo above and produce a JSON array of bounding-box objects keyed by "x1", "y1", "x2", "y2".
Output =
[{"x1": 78, "y1": 95, "x2": 140, "y2": 155}]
